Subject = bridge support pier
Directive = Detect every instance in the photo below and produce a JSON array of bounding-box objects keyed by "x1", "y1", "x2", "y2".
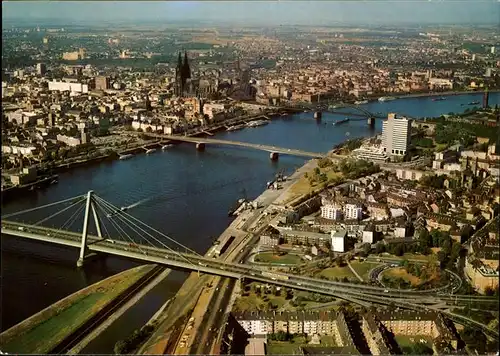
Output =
[
  {"x1": 269, "y1": 152, "x2": 279, "y2": 161},
  {"x1": 196, "y1": 143, "x2": 206, "y2": 151},
  {"x1": 367, "y1": 117, "x2": 375, "y2": 128},
  {"x1": 77, "y1": 190, "x2": 100, "y2": 268}
]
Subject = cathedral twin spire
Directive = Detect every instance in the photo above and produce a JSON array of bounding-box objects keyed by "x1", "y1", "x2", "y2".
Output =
[{"x1": 176, "y1": 51, "x2": 191, "y2": 96}]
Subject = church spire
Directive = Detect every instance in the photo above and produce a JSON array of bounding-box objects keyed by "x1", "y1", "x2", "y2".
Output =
[
  {"x1": 177, "y1": 52, "x2": 183, "y2": 71},
  {"x1": 183, "y1": 51, "x2": 191, "y2": 79}
]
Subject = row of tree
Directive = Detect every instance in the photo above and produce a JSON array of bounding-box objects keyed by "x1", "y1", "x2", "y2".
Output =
[{"x1": 114, "y1": 325, "x2": 155, "y2": 354}]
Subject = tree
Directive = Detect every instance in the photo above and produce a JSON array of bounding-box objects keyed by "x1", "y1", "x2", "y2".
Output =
[
  {"x1": 418, "y1": 229, "x2": 432, "y2": 249},
  {"x1": 335, "y1": 256, "x2": 344, "y2": 267},
  {"x1": 437, "y1": 250, "x2": 448, "y2": 265},
  {"x1": 393, "y1": 243, "x2": 404, "y2": 256},
  {"x1": 114, "y1": 340, "x2": 128, "y2": 354},
  {"x1": 484, "y1": 286, "x2": 495, "y2": 296},
  {"x1": 375, "y1": 243, "x2": 385, "y2": 254}
]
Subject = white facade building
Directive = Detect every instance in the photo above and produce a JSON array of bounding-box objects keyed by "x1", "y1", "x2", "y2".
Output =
[
  {"x1": 331, "y1": 230, "x2": 347, "y2": 253},
  {"x1": 344, "y1": 203, "x2": 362, "y2": 220},
  {"x1": 238, "y1": 319, "x2": 273, "y2": 336},
  {"x1": 48, "y1": 81, "x2": 88, "y2": 93},
  {"x1": 382, "y1": 113, "x2": 411, "y2": 156},
  {"x1": 320, "y1": 204, "x2": 343, "y2": 220}
]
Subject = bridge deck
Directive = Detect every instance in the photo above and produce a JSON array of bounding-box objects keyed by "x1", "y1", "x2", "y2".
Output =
[{"x1": 1, "y1": 221, "x2": 497, "y2": 339}]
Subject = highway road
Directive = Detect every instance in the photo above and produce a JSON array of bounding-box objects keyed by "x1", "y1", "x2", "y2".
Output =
[
  {"x1": 0, "y1": 221, "x2": 487, "y2": 299},
  {"x1": 2, "y1": 220, "x2": 498, "y2": 340}
]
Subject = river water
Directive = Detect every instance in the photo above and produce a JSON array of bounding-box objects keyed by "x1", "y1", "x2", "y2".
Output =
[{"x1": 1, "y1": 93, "x2": 499, "y2": 350}]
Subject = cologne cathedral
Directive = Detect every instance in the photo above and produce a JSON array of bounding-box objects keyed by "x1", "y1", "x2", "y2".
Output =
[{"x1": 175, "y1": 51, "x2": 193, "y2": 97}]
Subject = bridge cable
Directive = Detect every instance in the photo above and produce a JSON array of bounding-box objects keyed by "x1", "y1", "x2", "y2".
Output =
[
  {"x1": 93, "y1": 196, "x2": 195, "y2": 255},
  {"x1": 93, "y1": 197, "x2": 184, "y2": 262},
  {"x1": 61, "y1": 202, "x2": 87, "y2": 231},
  {"x1": 94, "y1": 195, "x2": 202, "y2": 257},
  {"x1": 93, "y1": 196, "x2": 202, "y2": 269},
  {"x1": 32, "y1": 197, "x2": 86, "y2": 227},
  {"x1": 95, "y1": 200, "x2": 202, "y2": 272},
  {"x1": 91, "y1": 199, "x2": 145, "y2": 249},
  {"x1": 1, "y1": 195, "x2": 86, "y2": 219},
  {"x1": 94, "y1": 198, "x2": 164, "y2": 249},
  {"x1": 93, "y1": 201, "x2": 129, "y2": 244}
]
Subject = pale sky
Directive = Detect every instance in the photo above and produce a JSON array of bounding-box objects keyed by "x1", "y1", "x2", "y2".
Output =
[{"x1": 2, "y1": 1, "x2": 500, "y2": 26}]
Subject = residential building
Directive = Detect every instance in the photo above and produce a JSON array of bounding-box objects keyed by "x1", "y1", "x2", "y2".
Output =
[
  {"x1": 36, "y1": 63, "x2": 47, "y2": 76},
  {"x1": 321, "y1": 203, "x2": 343, "y2": 220},
  {"x1": 95, "y1": 76, "x2": 111, "y2": 90},
  {"x1": 361, "y1": 313, "x2": 396, "y2": 355},
  {"x1": 344, "y1": 203, "x2": 363, "y2": 220},
  {"x1": 382, "y1": 113, "x2": 411, "y2": 157},
  {"x1": 331, "y1": 229, "x2": 347, "y2": 252}
]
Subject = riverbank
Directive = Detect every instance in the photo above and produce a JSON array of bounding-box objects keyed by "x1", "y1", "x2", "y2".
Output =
[
  {"x1": 66, "y1": 268, "x2": 172, "y2": 355},
  {"x1": 394, "y1": 89, "x2": 500, "y2": 100},
  {"x1": 139, "y1": 155, "x2": 317, "y2": 354},
  {"x1": 0, "y1": 264, "x2": 156, "y2": 354}
]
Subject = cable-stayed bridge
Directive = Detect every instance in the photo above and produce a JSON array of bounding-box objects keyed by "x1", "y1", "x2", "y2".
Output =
[{"x1": 1, "y1": 191, "x2": 498, "y2": 339}]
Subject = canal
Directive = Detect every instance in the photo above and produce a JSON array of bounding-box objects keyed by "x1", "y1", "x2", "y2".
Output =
[{"x1": 1, "y1": 92, "x2": 499, "y2": 351}]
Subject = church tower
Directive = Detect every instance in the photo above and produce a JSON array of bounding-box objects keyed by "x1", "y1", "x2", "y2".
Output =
[
  {"x1": 182, "y1": 51, "x2": 191, "y2": 80},
  {"x1": 175, "y1": 52, "x2": 183, "y2": 97},
  {"x1": 175, "y1": 51, "x2": 192, "y2": 97}
]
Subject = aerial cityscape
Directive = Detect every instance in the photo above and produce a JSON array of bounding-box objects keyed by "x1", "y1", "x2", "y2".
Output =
[{"x1": 1, "y1": 1, "x2": 499, "y2": 355}]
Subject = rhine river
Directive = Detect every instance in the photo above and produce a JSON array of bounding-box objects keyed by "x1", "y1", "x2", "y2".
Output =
[{"x1": 2, "y1": 92, "x2": 499, "y2": 350}]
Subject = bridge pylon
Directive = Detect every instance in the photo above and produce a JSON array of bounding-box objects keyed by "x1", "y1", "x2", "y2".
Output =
[{"x1": 77, "y1": 190, "x2": 102, "y2": 267}]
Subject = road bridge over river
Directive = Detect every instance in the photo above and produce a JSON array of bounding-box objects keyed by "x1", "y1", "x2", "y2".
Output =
[
  {"x1": 1, "y1": 191, "x2": 498, "y2": 339},
  {"x1": 134, "y1": 132, "x2": 339, "y2": 160}
]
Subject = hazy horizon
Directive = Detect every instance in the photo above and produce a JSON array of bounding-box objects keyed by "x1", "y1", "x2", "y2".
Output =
[{"x1": 2, "y1": 1, "x2": 500, "y2": 27}]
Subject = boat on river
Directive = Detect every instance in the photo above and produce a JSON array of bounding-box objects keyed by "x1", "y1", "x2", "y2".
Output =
[
  {"x1": 333, "y1": 118, "x2": 350, "y2": 126},
  {"x1": 119, "y1": 154, "x2": 133, "y2": 160},
  {"x1": 378, "y1": 96, "x2": 397, "y2": 102},
  {"x1": 354, "y1": 100, "x2": 369, "y2": 105},
  {"x1": 247, "y1": 120, "x2": 269, "y2": 128},
  {"x1": 226, "y1": 124, "x2": 246, "y2": 132}
]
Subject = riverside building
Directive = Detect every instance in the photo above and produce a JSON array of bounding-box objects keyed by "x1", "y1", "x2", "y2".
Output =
[{"x1": 382, "y1": 113, "x2": 411, "y2": 157}]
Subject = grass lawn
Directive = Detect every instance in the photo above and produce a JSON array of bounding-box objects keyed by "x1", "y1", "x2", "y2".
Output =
[
  {"x1": 267, "y1": 342, "x2": 302, "y2": 355},
  {"x1": 383, "y1": 267, "x2": 422, "y2": 286},
  {"x1": 267, "y1": 336, "x2": 308, "y2": 355},
  {"x1": 317, "y1": 266, "x2": 355, "y2": 280},
  {"x1": 349, "y1": 261, "x2": 382, "y2": 281},
  {"x1": 1, "y1": 265, "x2": 154, "y2": 354},
  {"x1": 234, "y1": 287, "x2": 289, "y2": 312},
  {"x1": 254, "y1": 252, "x2": 303, "y2": 265},
  {"x1": 377, "y1": 252, "x2": 434, "y2": 263},
  {"x1": 287, "y1": 167, "x2": 343, "y2": 203},
  {"x1": 320, "y1": 335, "x2": 337, "y2": 346},
  {"x1": 395, "y1": 335, "x2": 433, "y2": 350}
]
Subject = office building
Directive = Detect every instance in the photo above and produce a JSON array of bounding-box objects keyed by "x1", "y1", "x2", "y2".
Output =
[
  {"x1": 36, "y1": 63, "x2": 47, "y2": 76},
  {"x1": 95, "y1": 76, "x2": 111, "y2": 90},
  {"x1": 382, "y1": 113, "x2": 411, "y2": 157}
]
